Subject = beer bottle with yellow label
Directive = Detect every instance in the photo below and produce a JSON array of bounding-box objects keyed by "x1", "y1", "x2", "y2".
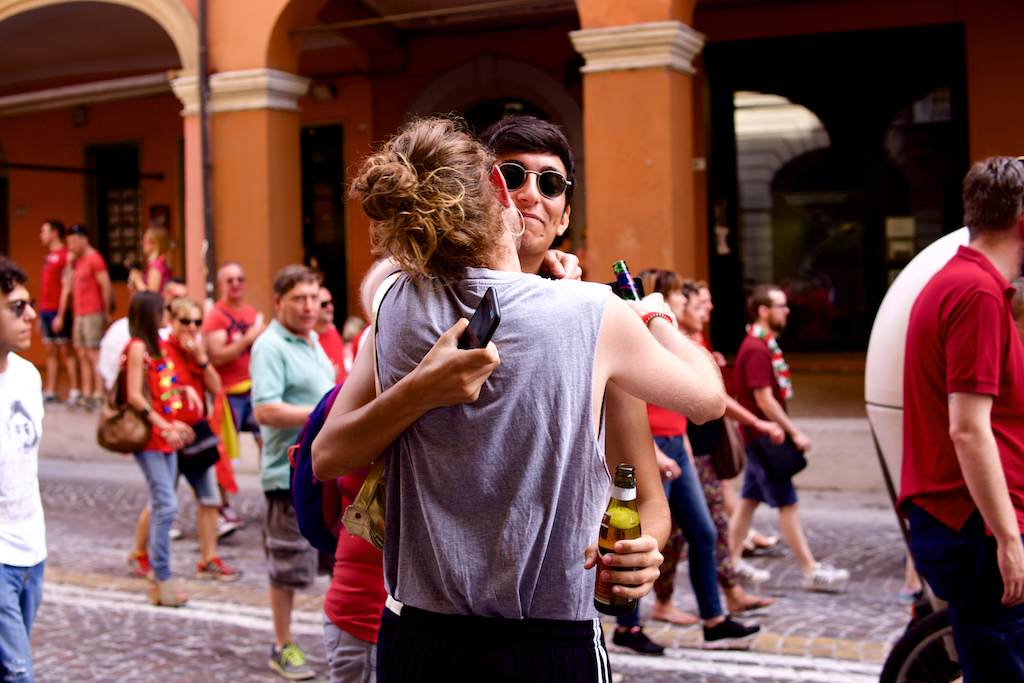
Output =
[{"x1": 594, "y1": 463, "x2": 641, "y2": 616}]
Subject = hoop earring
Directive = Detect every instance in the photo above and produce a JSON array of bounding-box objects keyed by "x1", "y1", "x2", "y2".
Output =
[{"x1": 510, "y1": 207, "x2": 526, "y2": 237}]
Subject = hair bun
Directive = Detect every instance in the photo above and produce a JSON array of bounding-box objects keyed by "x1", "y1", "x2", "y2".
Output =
[{"x1": 356, "y1": 157, "x2": 420, "y2": 221}]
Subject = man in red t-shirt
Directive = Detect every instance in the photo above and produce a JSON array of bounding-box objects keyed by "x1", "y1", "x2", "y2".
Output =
[
  {"x1": 59, "y1": 224, "x2": 112, "y2": 408},
  {"x1": 899, "y1": 157, "x2": 1024, "y2": 680},
  {"x1": 37, "y1": 220, "x2": 79, "y2": 403},
  {"x1": 314, "y1": 286, "x2": 345, "y2": 384},
  {"x1": 203, "y1": 262, "x2": 268, "y2": 534},
  {"x1": 203, "y1": 262, "x2": 268, "y2": 436},
  {"x1": 728, "y1": 284, "x2": 849, "y2": 592}
]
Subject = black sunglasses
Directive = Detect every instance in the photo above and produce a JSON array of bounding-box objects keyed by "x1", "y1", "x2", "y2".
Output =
[
  {"x1": 320, "y1": 300, "x2": 333, "y2": 308},
  {"x1": 177, "y1": 317, "x2": 203, "y2": 327},
  {"x1": 7, "y1": 299, "x2": 35, "y2": 318},
  {"x1": 498, "y1": 162, "x2": 571, "y2": 200}
]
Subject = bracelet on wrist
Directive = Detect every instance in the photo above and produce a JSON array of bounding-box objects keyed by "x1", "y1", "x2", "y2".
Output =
[{"x1": 642, "y1": 312, "x2": 673, "y2": 327}]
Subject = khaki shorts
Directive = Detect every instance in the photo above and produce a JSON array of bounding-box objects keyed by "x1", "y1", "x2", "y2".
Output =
[
  {"x1": 73, "y1": 312, "x2": 106, "y2": 349},
  {"x1": 263, "y1": 493, "x2": 321, "y2": 591}
]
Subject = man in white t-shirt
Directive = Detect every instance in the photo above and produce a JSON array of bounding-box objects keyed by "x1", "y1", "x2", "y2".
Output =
[{"x1": 0, "y1": 255, "x2": 46, "y2": 683}]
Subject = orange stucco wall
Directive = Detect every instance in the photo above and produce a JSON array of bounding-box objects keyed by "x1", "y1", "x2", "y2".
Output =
[
  {"x1": 582, "y1": 67, "x2": 696, "y2": 284},
  {"x1": 576, "y1": 0, "x2": 696, "y2": 30},
  {"x1": 208, "y1": 0, "x2": 326, "y2": 73},
  {"x1": 960, "y1": 0, "x2": 1024, "y2": 160},
  {"x1": 209, "y1": 107, "x2": 305, "y2": 319},
  {"x1": 1, "y1": 94, "x2": 183, "y2": 367}
]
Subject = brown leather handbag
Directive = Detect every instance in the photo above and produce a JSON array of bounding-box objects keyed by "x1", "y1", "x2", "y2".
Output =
[
  {"x1": 711, "y1": 416, "x2": 748, "y2": 480},
  {"x1": 97, "y1": 367, "x2": 151, "y2": 453}
]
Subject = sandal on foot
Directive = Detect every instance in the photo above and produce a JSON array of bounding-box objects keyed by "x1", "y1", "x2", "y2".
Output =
[{"x1": 730, "y1": 596, "x2": 776, "y2": 615}]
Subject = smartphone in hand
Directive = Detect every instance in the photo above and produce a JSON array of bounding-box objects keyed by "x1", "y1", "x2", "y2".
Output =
[{"x1": 459, "y1": 287, "x2": 501, "y2": 349}]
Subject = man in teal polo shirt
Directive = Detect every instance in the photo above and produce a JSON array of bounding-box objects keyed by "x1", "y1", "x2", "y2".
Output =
[{"x1": 251, "y1": 264, "x2": 335, "y2": 681}]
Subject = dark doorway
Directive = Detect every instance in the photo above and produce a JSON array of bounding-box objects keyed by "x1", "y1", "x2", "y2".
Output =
[
  {"x1": 704, "y1": 24, "x2": 969, "y2": 353},
  {"x1": 85, "y1": 142, "x2": 141, "y2": 282},
  {"x1": 301, "y1": 125, "x2": 347, "y2": 318}
]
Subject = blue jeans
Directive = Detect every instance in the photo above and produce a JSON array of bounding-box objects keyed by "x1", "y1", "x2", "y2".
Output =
[
  {"x1": 134, "y1": 449, "x2": 179, "y2": 581},
  {"x1": 0, "y1": 561, "x2": 44, "y2": 683},
  {"x1": 180, "y1": 464, "x2": 220, "y2": 507},
  {"x1": 655, "y1": 435, "x2": 723, "y2": 620},
  {"x1": 909, "y1": 505, "x2": 1024, "y2": 683}
]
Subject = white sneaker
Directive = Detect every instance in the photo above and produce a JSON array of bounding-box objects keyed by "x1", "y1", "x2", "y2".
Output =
[
  {"x1": 734, "y1": 559, "x2": 771, "y2": 583},
  {"x1": 64, "y1": 388, "x2": 82, "y2": 407},
  {"x1": 801, "y1": 562, "x2": 850, "y2": 592},
  {"x1": 169, "y1": 527, "x2": 183, "y2": 541},
  {"x1": 217, "y1": 514, "x2": 241, "y2": 539}
]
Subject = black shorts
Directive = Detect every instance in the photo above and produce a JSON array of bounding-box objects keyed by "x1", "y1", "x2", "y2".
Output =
[
  {"x1": 379, "y1": 602, "x2": 611, "y2": 683},
  {"x1": 39, "y1": 310, "x2": 72, "y2": 344}
]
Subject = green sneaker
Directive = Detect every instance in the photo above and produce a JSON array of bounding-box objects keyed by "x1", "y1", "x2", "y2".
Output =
[{"x1": 269, "y1": 642, "x2": 315, "y2": 680}]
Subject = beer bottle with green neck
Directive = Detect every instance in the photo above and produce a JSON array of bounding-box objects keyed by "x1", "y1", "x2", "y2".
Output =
[
  {"x1": 612, "y1": 260, "x2": 641, "y2": 301},
  {"x1": 594, "y1": 463, "x2": 641, "y2": 615}
]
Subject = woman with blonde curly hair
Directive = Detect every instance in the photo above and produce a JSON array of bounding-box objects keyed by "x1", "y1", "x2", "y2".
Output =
[{"x1": 313, "y1": 117, "x2": 726, "y2": 681}]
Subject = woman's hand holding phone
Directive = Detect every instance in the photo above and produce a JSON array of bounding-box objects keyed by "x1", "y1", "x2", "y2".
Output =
[{"x1": 410, "y1": 319, "x2": 500, "y2": 409}]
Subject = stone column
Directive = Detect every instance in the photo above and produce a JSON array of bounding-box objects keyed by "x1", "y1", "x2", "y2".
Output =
[
  {"x1": 570, "y1": 21, "x2": 705, "y2": 282},
  {"x1": 170, "y1": 69, "x2": 310, "y2": 315}
]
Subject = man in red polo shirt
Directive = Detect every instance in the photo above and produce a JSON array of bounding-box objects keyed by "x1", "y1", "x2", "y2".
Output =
[
  {"x1": 729, "y1": 284, "x2": 849, "y2": 592},
  {"x1": 900, "y1": 156, "x2": 1024, "y2": 681}
]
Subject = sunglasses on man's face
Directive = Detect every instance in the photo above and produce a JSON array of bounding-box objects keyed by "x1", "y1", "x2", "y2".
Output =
[
  {"x1": 7, "y1": 299, "x2": 34, "y2": 318},
  {"x1": 320, "y1": 300, "x2": 333, "y2": 309},
  {"x1": 177, "y1": 317, "x2": 203, "y2": 327},
  {"x1": 498, "y1": 162, "x2": 571, "y2": 200}
]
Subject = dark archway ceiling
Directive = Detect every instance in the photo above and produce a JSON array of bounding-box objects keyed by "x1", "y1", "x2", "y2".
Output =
[
  {"x1": 0, "y1": 2, "x2": 180, "y2": 94},
  {"x1": 0, "y1": 0, "x2": 578, "y2": 97}
]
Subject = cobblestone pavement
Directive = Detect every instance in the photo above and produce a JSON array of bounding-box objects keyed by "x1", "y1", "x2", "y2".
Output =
[{"x1": 33, "y1": 452, "x2": 911, "y2": 682}]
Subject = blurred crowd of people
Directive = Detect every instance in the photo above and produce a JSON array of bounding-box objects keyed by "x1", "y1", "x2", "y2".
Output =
[{"x1": 8, "y1": 116, "x2": 865, "y2": 683}]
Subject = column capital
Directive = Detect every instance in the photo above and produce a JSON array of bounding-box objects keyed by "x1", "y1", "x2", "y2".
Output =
[
  {"x1": 170, "y1": 68, "x2": 310, "y2": 116},
  {"x1": 569, "y1": 21, "x2": 706, "y2": 75}
]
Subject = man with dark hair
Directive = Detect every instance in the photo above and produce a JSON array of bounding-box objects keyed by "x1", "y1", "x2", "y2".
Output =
[
  {"x1": 0, "y1": 254, "x2": 46, "y2": 683},
  {"x1": 481, "y1": 116, "x2": 576, "y2": 277},
  {"x1": 37, "y1": 220, "x2": 79, "y2": 403},
  {"x1": 729, "y1": 284, "x2": 849, "y2": 591},
  {"x1": 251, "y1": 264, "x2": 334, "y2": 680},
  {"x1": 900, "y1": 156, "x2": 1024, "y2": 680},
  {"x1": 58, "y1": 224, "x2": 112, "y2": 409}
]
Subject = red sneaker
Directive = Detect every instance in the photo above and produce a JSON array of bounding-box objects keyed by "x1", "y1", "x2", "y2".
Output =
[
  {"x1": 196, "y1": 556, "x2": 243, "y2": 582},
  {"x1": 127, "y1": 550, "x2": 150, "y2": 578}
]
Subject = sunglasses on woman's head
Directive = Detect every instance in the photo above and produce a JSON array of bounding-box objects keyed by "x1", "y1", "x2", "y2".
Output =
[{"x1": 498, "y1": 162, "x2": 571, "y2": 200}]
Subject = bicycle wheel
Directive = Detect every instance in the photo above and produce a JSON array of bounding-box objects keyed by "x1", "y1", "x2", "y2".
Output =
[{"x1": 880, "y1": 609, "x2": 961, "y2": 683}]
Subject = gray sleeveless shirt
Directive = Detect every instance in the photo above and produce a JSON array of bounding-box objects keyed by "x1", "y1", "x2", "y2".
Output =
[{"x1": 375, "y1": 268, "x2": 610, "y2": 621}]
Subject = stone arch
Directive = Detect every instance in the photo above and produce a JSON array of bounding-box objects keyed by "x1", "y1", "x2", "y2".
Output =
[
  {"x1": 408, "y1": 55, "x2": 587, "y2": 235},
  {"x1": 0, "y1": 0, "x2": 198, "y2": 72}
]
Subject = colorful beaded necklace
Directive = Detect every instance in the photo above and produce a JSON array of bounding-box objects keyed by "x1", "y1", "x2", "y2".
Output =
[
  {"x1": 746, "y1": 323, "x2": 793, "y2": 400},
  {"x1": 154, "y1": 352, "x2": 184, "y2": 415}
]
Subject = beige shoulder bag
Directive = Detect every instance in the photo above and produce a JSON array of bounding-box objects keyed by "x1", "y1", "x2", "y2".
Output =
[{"x1": 341, "y1": 272, "x2": 401, "y2": 551}]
